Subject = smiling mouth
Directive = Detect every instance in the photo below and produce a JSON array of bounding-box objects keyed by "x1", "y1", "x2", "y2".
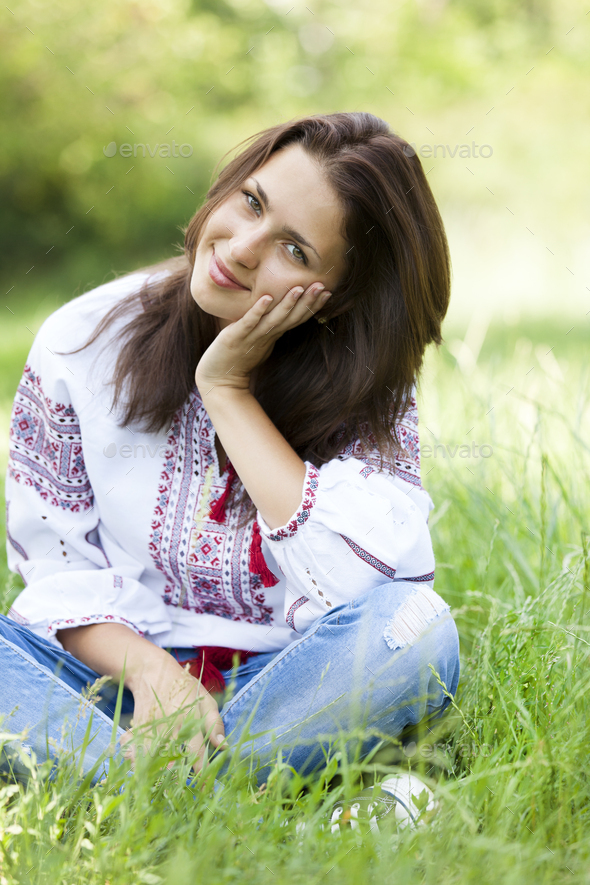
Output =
[{"x1": 209, "y1": 249, "x2": 250, "y2": 290}]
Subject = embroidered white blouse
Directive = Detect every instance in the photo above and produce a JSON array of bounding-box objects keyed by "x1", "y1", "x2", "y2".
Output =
[{"x1": 5, "y1": 270, "x2": 437, "y2": 652}]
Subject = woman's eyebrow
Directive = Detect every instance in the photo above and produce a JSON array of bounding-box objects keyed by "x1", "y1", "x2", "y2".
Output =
[{"x1": 250, "y1": 177, "x2": 322, "y2": 261}]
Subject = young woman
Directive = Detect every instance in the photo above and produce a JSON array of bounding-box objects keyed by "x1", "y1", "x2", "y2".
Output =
[{"x1": 2, "y1": 111, "x2": 460, "y2": 789}]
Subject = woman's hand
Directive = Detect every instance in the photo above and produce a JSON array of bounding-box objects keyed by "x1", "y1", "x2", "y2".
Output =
[
  {"x1": 121, "y1": 653, "x2": 225, "y2": 774},
  {"x1": 195, "y1": 281, "x2": 331, "y2": 393},
  {"x1": 56, "y1": 623, "x2": 225, "y2": 776}
]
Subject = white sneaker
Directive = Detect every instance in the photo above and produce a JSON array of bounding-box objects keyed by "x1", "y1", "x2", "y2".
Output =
[{"x1": 327, "y1": 772, "x2": 439, "y2": 834}]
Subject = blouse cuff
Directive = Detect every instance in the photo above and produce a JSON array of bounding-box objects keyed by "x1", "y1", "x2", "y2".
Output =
[
  {"x1": 257, "y1": 462, "x2": 320, "y2": 541},
  {"x1": 46, "y1": 613, "x2": 145, "y2": 640}
]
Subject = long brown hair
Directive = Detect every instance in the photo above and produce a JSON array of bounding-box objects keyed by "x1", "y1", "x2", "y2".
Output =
[{"x1": 58, "y1": 111, "x2": 451, "y2": 480}]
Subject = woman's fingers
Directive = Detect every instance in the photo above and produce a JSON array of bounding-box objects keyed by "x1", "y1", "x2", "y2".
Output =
[
  {"x1": 274, "y1": 281, "x2": 331, "y2": 322},
  {"x1": 295, "y1": 283, "x2": 331, "y2": 320},
  {"x1": 120, "y1": 720, "x2": 208, "y2": 772},
  {"x1": 139, "y1": 691, "x2": 224, "y2": 771},
  {"x1": 204, "y1": 707, "x2": 225, "y2": 747},
  {"x1": 177, "y1": 714, "x2": 221, "y2": 775},
  {"x1": 187, "y1": 718, "x2": 226, "y2": 774},
  {"x1": 184, "y1": 731, "x2": 207, "y2": 773},
  {"x1": 244, "y1": 282, "x2": 331, "y2": 336}
]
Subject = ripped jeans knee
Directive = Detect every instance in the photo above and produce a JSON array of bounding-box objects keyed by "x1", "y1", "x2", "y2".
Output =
[
  {"x1": 382, "y1": 583, "x2": 452, "y2": 653},
  {"x1": 345, "y1": 580, "x2": 461, "y2": 723}
]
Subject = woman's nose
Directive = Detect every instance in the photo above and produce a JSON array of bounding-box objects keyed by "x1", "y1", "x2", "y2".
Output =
[{"x1": 228, "y1": 225, "x2": 267, "y2": 268}]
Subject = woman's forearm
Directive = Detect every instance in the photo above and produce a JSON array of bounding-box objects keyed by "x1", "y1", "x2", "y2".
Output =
[
  {"x1": 56, "y1": 622, "x2": 181, "y2": 694},
  {"x1": 200, "y1": 386, "x2": 307, "y2": 530}
]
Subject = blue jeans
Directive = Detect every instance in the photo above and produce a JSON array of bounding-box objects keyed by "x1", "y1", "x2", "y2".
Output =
[{"x1": 0, "y1": 581, "x2": 460, "y2": 785}]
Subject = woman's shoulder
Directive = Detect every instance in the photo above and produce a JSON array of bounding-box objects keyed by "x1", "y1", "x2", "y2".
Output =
[
  {"x1": 325, "y1": 389, "x2": 424, "y2": 496},
  {"x1": 30, "y1": 268, "x2": 174, "y2": 365},
  {"x1": 333, "y1": 388, "x2": 420, "y2": 459},
  {"x1": 37, "y1": 271, "x2": 152, "y2": 340}
]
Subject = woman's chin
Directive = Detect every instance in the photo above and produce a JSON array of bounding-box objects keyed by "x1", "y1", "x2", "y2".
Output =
[{"x1": 190, "y1": 273, "x2": 256, "y2": 325}]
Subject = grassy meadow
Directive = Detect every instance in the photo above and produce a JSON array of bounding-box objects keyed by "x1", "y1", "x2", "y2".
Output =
[{"x1": 0, "y1": 295, "x2": 589, "y2": 884}]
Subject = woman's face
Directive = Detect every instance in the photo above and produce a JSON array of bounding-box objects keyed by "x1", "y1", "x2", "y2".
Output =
[{"x1": 190, "y1": 143, "x2": 348, "y2": 329}]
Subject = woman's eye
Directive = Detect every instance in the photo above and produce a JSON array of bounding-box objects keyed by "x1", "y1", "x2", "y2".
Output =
[
  {"x1": 244, "y1": 191, "x2": 261, "y2": 212},
  {"x1": 285, "y1": 243, "x2": 307, "y2": 264}
]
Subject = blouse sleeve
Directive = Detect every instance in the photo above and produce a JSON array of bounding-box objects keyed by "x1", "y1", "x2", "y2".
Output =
[
  {"x1": 257, "y1": 396, "x2": 436, "y2": 635},
  {"x1": 4, "y1": 309, "x2": 172, "y2": 648}
]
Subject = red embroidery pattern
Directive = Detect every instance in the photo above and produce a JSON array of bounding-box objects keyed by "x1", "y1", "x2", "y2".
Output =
[
  {"x1": 286, "y1": 595, "x2": 309, "y2": 630},
  {"x1": 148, "y1": 390, "x2": 273, "y2": 625},
  {"x1": 47, "y1": 613, "x2": 144, "y2": 637},
  {"x1": 7, "y1": 607, "x2": 30, "y2": 626},
  {"x1": 335, "y1": 395, "x2": 423, "y2": 488},
  {"x1": 265, "y1": 464, "x2": 320, "y2": 541},
  {"x1": 394, "y1": 571, "x2": 435, "y2": 583},
  {"x1": 8, "y1": 364, "x2": 94, "y2": 512},
  {"x1": 340, "y1": 534, "x2": 397, "y2": 580}
]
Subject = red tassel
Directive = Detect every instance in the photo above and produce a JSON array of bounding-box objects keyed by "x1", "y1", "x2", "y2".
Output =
[
  {"x1": 183, "y1": 646, "x2": 260, "y2": 693},
  {"x1": 186, "y1": 654, "x2": 226, "y2": 693},
  {"x1": 209, "y1": 462, "x2": 236, "y2": 522},
  {"x1": 249, "y1": 520, "x2": 279, "y2": 587}
]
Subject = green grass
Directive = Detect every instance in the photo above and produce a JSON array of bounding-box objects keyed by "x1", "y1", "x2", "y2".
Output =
[{"x1": 1, "y1": 302, "x2": 589, "y2": 884}]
